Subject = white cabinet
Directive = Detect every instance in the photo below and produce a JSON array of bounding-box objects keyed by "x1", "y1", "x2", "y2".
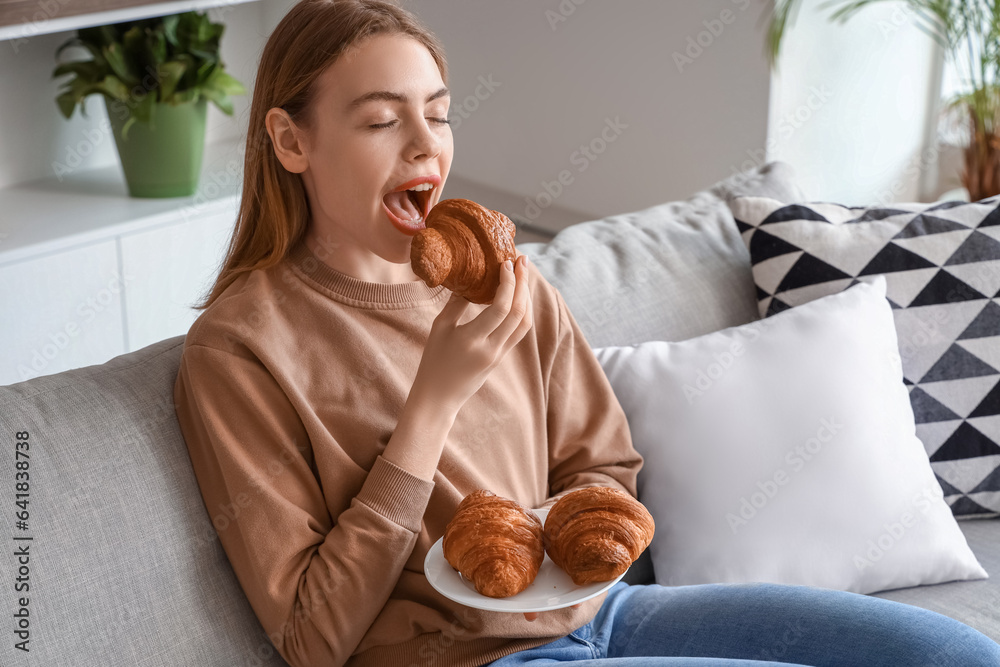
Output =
[
  {"x1": 0, "y1": 136, "x2": 242, "y2": 386},
  {"x1": 121, "y1": 200, "x2": 237, "y2": 352},
  {"x1": 0, "y1": 240, "x2": 125, "y2": 385}
]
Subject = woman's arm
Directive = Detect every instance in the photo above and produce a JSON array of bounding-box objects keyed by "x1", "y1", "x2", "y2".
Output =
[
  {"x1": 538, "y1": 288, "x2": 645, "y2": 510},
  {"x1": 174, "y1": 343, "x2": 450, "y2": 667}
]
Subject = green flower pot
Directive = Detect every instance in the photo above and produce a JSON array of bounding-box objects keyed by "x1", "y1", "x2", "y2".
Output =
[{"x1": 105, "y1": 97, "x2": 207, "y2": 198}]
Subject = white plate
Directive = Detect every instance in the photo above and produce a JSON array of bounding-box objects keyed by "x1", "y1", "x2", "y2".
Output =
[{"x1": 424, "y1": 508, "x2": 627, "y2": 613}]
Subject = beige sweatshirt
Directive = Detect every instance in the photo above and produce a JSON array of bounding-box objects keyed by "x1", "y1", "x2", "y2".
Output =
[{"x1": 173, "y1": 236, "x2": 644, "y2": 667}]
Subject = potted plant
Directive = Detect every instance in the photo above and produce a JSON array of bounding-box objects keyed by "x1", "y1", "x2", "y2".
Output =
[
  {"x1": 766, "y1": 0, "x2": 1000, "y2": 201},
  {"x1": 52, "y1": 11, "x2": 247, "y2": 198}
]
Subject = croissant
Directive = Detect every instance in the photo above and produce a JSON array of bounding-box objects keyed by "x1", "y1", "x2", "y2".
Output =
[
  {"x1": 543, "y1": 487, "x2": 655, "y2": 586},
  {"x1": 442, "y1": 489, "x2": 544, "y2": 598},
  {"x1": 410, "y1": 198, "x2": 517, "y2": 304}
]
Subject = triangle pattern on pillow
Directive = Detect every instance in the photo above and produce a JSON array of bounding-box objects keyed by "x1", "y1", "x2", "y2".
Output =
[
  {"x1": 759, "y1": 203, "x2": 830, "y2": 225},
  {"x1": 920, "y1": 343, "x2": 998, "y2": 383},
  {"x1": 956, "y1": 338, "x2": 1000, "y2": 375},
  {"x1": 852, "y1": 207, "x2": 915, "y2": 223},
  {"x1": 776, "y1": 254, "x2": 852, "y2": 292},
  {"x1": 971, "y1": 465, "x2": 1000, "y2": 493},
  {"x1": 936, "y1": 473, "x2": 964, "y2": 497},
  {"x1": 947, "y1": 495, "x2": 998, "y2": 517},
  {"x1": 919, "y1": 376, "x2": 1000, "y2": 419},
  {"x1": 765, "y1": 296, "x2": 792, "y2": 316},
  {"x1": 930, "y1": 422, "x2": 1000, "y2": 461},
  {"x1": 943, "y1": 263, "x2": 1000, "y2": 299},
  {"x1": 945, "y1": 230, "x2": 1000, "y2": 264},
  {"x1": 859, "y1": 243, "x2": 937, "y2": 275},
  {"x1": 893, "y1": 214, "x2": 972, "y2": 238},
  {"x1": 959, "y1": 301, "x2": 1000, "y2": 339},
  {"x1": 748, "y1": 228, "x2": 801, "y2": 265},
  {"x1": 883, "y1": 268, "x2": 939, "y2": 307},
  {"x1": 893, "y1": 231, "x2": 973, "y2": 265},
  {"x1": 909, "y1": 387, "x2": 961, "y2": 423},
  {"x1": 977, "y1": 204, "x2": 1000, "y2": 226},
  {"x1": 969, "y1": 380, "x2": 1000, "y2": 418},
  {"x1": 909, "y1": 272, "x2": 988, "y2": 307}
]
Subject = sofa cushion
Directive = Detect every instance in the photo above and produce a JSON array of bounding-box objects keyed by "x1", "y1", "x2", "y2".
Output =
[
  {"x1": 516, "y1": 161, "x2": 806, "y2": 349},
  {"x1": 872, "y1": 517, "x2": 1000, "y2": 642},
  {"x1": 0, "y1": 335, "x2": 290, "y2": 667},
  {"x1": 728, "y1": 194, "x2": 1000, "y2": 520}
]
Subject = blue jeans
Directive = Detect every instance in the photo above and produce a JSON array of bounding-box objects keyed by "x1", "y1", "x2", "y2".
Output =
[{"x1": 486, "y1": 581, "x2": 1000, "y2": 666}]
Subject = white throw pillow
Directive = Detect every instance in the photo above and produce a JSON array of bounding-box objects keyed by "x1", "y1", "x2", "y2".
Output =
[{"x1": 593, "y1": 276, "x2": 988, "y2": 594}]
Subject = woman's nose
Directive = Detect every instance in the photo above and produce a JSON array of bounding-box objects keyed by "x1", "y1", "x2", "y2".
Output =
[{"x1": 408, "y1": 119, "x2": 443, "y2": 161}]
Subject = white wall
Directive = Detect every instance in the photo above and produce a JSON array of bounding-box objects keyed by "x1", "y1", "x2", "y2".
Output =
[
  {"x1": 767, "y1": 0, "x2": 944, "y2": 205},
  {"x1": 403, "y1": 0, "x2": 775, "y2": 221}
]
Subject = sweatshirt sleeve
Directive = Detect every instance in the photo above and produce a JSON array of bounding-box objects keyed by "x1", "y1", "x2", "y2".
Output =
[
  {"x1": 538, "y1": 288, "x2": 644, "y2": 511},
  {"x1": 173, "y1": 342, "x2": 435, "y2": 667}
]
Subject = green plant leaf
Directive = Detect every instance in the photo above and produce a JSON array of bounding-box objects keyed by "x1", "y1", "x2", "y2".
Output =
[
  {"x1": 157, "y1": 61, "x2": 186, "y2": 101},
  {"x1": 120, "y1": 91, "x2": 157, "y2": 142},
  {"x1": 103, "y1": 43, "x2": 135, "y2": 86},
  {"x1": 174, "y1": 88, "x2": 199, "y2": 104},
  {"x1": 77, "y1": 25, "x2": 117, "y2": 50},
  {"x1": 55, "y1": 91, "x2": 77, "y2": 120},
  {"x1": 200, "y1": 85, "x2": 234, "y2": 115},
  {"x1": 149, "y1": 28, "x2": 167, "y2": 65},
  {"x1": 52, "y1": 60, "x2": 102, "y2": 81},
  {"x1": 163, "y1": 15, "x2": 180, "y2": 48},
  {"x1": 209, "y1": 69, "x2": 246, "y2": 95},
  {"x1": 95, "y1": 74, "x2": 130, "y2": 101},
  {"x1": 195, "y1": 59, "x2": 216, "y2": 85},
  {"x1": 53, "y1": 9, "x2": 246, "y2": 127}
]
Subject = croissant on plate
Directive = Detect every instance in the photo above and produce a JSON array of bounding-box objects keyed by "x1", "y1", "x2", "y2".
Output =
[
  {"x1": 410, "y1": 198, "x2": 517, "y2": 304},
  {"x1": 442, "y1": 489, "x2": 544, "y2": 598},
  {"x1": 543, "y1": 486, "x2": 655, "y2": 586}
]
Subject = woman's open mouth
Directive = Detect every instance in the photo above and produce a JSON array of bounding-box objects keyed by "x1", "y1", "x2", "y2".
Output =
[{"x1": 383, "y1": 180, "x2": 437, "y2": 236}]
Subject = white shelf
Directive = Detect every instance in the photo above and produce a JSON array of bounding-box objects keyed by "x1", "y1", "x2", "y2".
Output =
[
  {"x1": 0, "y1": 133, "x2": 244, "y2": 267},
  {"x1": 0, "y1": 0, "x2": 260, "y2": 42}
]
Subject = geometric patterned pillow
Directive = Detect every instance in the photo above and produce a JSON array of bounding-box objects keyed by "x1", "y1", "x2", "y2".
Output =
[{"x1": 728, "y1": 194, "x2": 1000, "y2": 520}]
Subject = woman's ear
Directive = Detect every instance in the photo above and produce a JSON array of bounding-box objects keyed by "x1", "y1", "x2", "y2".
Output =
[{"x1": 265, "y1": 108, "x2": 309, "y2": 174}]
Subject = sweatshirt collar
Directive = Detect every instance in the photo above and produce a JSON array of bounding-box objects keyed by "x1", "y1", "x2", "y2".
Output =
[{"x1": 287, "y1": 237, "x2": 447, "y2": 307}]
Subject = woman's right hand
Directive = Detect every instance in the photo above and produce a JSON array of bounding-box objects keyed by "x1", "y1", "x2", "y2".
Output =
[{"x1": 412, "y1": 254, "x2": 533, "y2": 416}]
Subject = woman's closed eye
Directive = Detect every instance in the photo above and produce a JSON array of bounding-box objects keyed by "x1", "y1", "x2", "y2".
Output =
[{"x1": 369, "y1": 118, "x2": 451, "y2": 130}]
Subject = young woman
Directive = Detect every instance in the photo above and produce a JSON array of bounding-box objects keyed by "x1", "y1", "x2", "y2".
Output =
[{"x1": 172, "y1": 1, "x2": 1000, "y2": 666}]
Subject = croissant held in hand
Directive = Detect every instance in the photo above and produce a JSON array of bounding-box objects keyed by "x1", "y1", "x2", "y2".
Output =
[
  {"x1": 410, "y1": 198, "x2": 517, "y2": 304},
  {"x1": 442, "y1": 489, "x2": 544, "y2": 598},
  {"x1": 544, "y1": 486, "x2": 655, "y2": 586}
]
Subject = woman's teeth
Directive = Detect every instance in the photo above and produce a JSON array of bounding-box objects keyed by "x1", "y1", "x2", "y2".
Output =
[{"x1": 407, "y1": 183, "x2": 434, "y2": 192}]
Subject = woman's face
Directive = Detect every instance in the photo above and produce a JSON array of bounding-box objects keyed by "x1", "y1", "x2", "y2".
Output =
[{"x1": 269, "y1": 33, "x2": 454, "y2": 282}]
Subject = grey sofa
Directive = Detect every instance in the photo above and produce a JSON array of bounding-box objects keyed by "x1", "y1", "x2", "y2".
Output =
[{"x1": 1, "y1": 161, "x2": 996, "y2": 666}]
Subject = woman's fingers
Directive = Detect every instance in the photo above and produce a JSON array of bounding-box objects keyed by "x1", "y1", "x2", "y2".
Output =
[
  {"x1": 490, "y1": 256, "x2": 518, "y2": 320},
  {"x1": 487, "y1": 255, "x2": 531, "y2": 344}
]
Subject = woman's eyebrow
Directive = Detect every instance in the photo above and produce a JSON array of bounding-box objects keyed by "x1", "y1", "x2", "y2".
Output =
[{"x1": 347, "y1": 86, "x2": 450, "y2": 111}]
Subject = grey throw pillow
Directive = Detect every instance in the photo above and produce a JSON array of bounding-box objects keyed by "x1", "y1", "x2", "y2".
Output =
[{"x1": 516, "y1": 161, "x2": 806, "y2": 349}]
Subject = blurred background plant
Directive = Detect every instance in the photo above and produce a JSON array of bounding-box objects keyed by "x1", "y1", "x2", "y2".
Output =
[
  {"x1": 51, "y1": 10, "x2": 246, "y2": 140},
  {"x1": 767, "y1": 0, "x2": 1000, "y2": 201}
]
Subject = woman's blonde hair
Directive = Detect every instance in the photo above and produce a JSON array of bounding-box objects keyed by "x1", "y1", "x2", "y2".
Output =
[{"x1": 194, "y1": 0, "x2": 448, "y2": 310}]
